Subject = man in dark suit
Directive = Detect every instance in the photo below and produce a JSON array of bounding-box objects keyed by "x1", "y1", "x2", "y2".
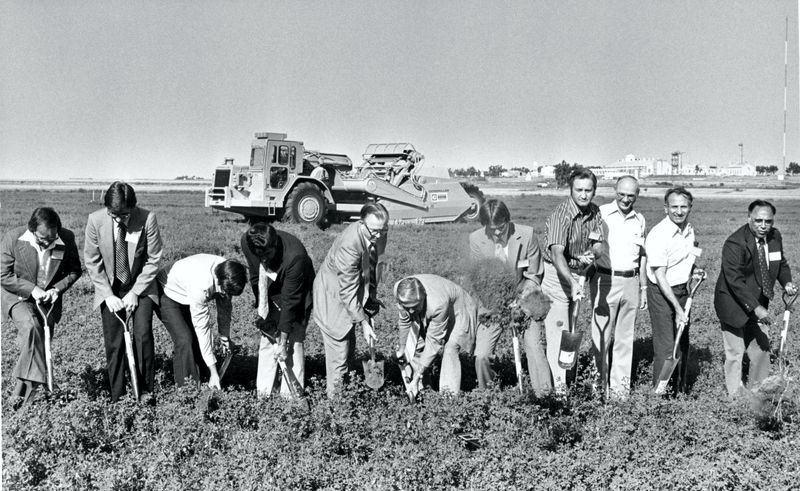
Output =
[
  {"x1": 84, "y1": 182, "x2": 163, "y2": 401},
  {"x1": 1, "y1": 207, "x2": 82, "y2": 406},
  {"x1": 242, "y1": 222, "x2": 315, "y2": 397},
  {"x1": 714, "y1": 200, "x2": 796, "y2": 397}
]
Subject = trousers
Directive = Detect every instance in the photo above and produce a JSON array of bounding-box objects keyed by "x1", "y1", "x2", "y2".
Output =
[
  {"x1": 474, "y1": 319, "x2": 552, "y2": 394},
  {"x1": 721, "y1": 319, "x2": 771, "y2": 396}
]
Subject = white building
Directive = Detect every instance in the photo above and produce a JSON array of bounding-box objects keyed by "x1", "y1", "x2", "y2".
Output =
[
  {"x1": 539, "y1": 165, "x2": 555, "y2": 178},
  {"x1": 592, "y1": 154, "x2": 673, "y2": 179}
]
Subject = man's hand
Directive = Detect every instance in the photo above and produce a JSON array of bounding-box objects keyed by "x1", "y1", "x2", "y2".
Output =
[
  {"x1": 577, "y1": 252, "x2": 595, "y2": 266},
  {"x1": 639, "y1": 287, "x2": 648, "y2": 310},
  {"x1": 208, "y1": 372, "x2": 221, "y2": 390},
  {"x1": 219, "y1": 336, "x2": 232, "y2": 357},
  {"x1": 571, "y1": 279, "x2": 585, "y2": 301},
  {"x1": 674, "y1": 306, "x2": 687, "y2": 327},
  {"x1": 753, "y1": 305, "x2": 772, "y2": 325},
  {"x1": 361, "y1": 319, "x2": 377, "y2": 344},
  {"x1": 31, "y1": 286, "x2": 47, "y2": 301},
  {"x1": 273, "y1": 342, "x2": 288, "y2": 362},
  {"x1": 785, "y1": 282, "x2": 798, "y2": 296},
  {"x1": 105, "y1": 295, "x2": 125, "y2": 313},
  {"x1": 122, "y1": 291, "x2": 139, "y2": 314},
  {"x1": 364, "y1": 298, "x2": 382, "y2": 318}
]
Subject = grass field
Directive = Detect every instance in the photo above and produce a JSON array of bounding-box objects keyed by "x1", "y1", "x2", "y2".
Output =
[{"x1": 2, "y1": 189, "x2": 800, "y2": 489}]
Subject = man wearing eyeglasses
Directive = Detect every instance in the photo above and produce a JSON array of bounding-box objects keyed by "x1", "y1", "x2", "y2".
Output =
[
  {"x1": 84, "y1": 181, "x2": 163, "y2": 402},
  {"x1": 590, "y1": 176, "x2": 647, "y2": 398},
  {"x1": 313, "y1": 202, "x2": 389, "y2": 397},
  {"x1": 2, "y1": 207, "x2": 82, "y2": 407},
  {"x1": 469, "y1": 199, "x2": 551, "y2": 394},
  {"x1": 714, "y1": 200, "x2": 797, "y2": 397}
]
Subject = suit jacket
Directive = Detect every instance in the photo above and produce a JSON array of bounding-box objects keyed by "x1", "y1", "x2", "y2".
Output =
[
  {"x1": 242, "y1": 230, "x2": 315, "y2": 334},
  {"x1": 714, "y1": 224, "x2": 792, "y2": 328},
  {"x1": 1, "y1": 226, "x2": 82, "y2": 323},
  {"x1": 313, "y1": 221, "x2": 387, "y2": 339},
  {"x1": 84, "y1": 206, "x2": 163, "y2": 309},
  {"x1": 395, "y1": 274, "x2": 478, "y2": 370},
  {"x1": 469, "y1": 222, "x2": 543, "y2": 287}
]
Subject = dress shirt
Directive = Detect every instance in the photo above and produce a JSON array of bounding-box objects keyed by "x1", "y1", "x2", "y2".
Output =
[
  {"x1": 598, "y1": 202, "x2": 646, "y2": 271},
  {"x1": 159, "y1": 254, "x2": 231, "y2": 367},
  {"x1": 645, "y1": 217, "x2": 697, "y2": 286},
  {"x1": 19, "y1": 230, "x2": 64, "y2": 288},
  {"x1": 543, "y1": 198, "x2": 604, "y2": 269}
]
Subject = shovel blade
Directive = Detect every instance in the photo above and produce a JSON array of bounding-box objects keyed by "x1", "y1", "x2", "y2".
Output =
[
  {"x1": 654, "y1": 356, "x2": 680, "y2": 394},
  {"x1": 363, "y1": 359, "x2": 385, "y2": 390},
  {"x1": 558, "y1": 331, "x2": 583, "y2": 369}
]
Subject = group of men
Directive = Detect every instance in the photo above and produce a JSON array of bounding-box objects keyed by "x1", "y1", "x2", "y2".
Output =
[{"x1": 2, "y1": 171, "x2": 796, "y2": 405}]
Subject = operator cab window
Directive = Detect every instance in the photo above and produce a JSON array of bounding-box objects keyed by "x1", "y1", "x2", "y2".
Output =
[
  {"x1": 290, "y1": 146, "x2": 297, "y2": 170},
  {"x1": 278, "y1": 145, "x2": 289, "y2": 166},
  {"x1": 251, "y1": 147, "x2": 265, "y2": 168}
]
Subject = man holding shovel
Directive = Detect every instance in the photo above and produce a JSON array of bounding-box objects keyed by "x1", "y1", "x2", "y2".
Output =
[
  {"x1": 713, "y1": 200, "x2": 796, "y2": 397},
  {"x1": 645, "y1": 187, "x2": 703, "y2": 394},
  {"x1": 241, "y1": 222, "x2": 315, "y2": 398},
  {"x1": 542, "y1": 168, "x2": 604, "y2": 392},
  {"x1": 590, "y1": 176, "x2": 648, "y2": 398}
]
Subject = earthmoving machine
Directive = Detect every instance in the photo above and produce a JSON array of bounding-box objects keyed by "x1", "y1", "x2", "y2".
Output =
[{"x1": 204, "y1": 132, "x2": 484, "y2": 225}]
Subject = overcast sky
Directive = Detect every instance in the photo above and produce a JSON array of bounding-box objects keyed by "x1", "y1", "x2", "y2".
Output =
[{"x1": 1, "y1": 0, "x2": 798, "y2": 180}]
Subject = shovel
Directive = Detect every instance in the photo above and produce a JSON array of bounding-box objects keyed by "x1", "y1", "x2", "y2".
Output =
[
  {"x1": 597, "y1": 317, "x2": 611, "y2": 402},
  {"x1": 363, "y1": 334, "x2": 385, "y2": 390},
  {"x1": 35, "y1": 301, "x2": 56, "y2": 393},
  {"x1": 114, "y1": 311, "x2": 140, "y2": 401},
  {"x1": 397, "y1": 319, "x2": 422, "y2": 402},
  {"x1": 777, "y1": 291, "x2": 798, "y2": 370},
  {"x1": 261, "y1": 332, "x2": 310, "y2": 411},
  {"x1": 654, "y1": 270, "x2": 707, "y2": 395},
  {"x1": 558, "y1": 275, "x2": 587, "y2": 369},
  {"x1": 510, "y1": 325, "x2": 525, "y2": 393}
]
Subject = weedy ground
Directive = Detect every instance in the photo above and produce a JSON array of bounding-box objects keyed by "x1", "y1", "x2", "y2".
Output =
[{"x1": 2, "y1": 189, "x2": 800, "y2": 489}]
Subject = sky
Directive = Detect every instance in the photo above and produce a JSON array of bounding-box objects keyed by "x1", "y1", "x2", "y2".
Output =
[{"x1": 1, "y1": 0, "x2": 798, "y2": 180}]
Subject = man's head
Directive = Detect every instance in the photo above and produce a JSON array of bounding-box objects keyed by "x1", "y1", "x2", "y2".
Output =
[
  {"x1": 747, "y1": 200, "x2": 776, "y2": 240},
  {"x1": 360, "y1": 202, "x2": 389, "y2": 242},
  {"x1": 245, "y1": 222, "x2": 279, "y2": 263},
  {"x1": 213, "y1": 260, "x2": 247, "y2": 297},
  {"x1": 568, "y1": 168, "x2": 597, "y2": 210},
  {"x1": 104, "y1": 181, "x2": 137, "y2": 226},
  {"x1": 395, "y1": 276, "x2": 426, "y2": 316},
  {"x1": 27, "y1": 207, "x2": 61, "y2": 249},
  {"x1": 479, "y1": 199, "x2": 511, "y2": 245},
  {"x1": 614, "y1": 175, "x2": 639, "y2": 214},
  {"x1": 663, "y1": 187, "x2": 693, "y2": 228}
]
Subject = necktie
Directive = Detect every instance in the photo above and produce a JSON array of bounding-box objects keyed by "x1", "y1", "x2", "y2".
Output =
[
  {"x1": 115, "y1": 224, "x2": 131, "y2": 285},
  {"x1": 757, "y1": 238, "x2": 773, "y2": 299},
  {"x1": 368, "y1": 241, "x2": 378, "y2": 298}
]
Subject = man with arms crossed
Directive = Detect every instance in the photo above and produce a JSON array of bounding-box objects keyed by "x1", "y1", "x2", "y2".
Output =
[
  {"x1": 714, "y1": 200, "x2": 796, "y2": 396},
  {"x1": 314, "y1": 202, "x2": 389, "y2": 397},
  {"x1": 645, "y1": 187, "x2": 703, "y2": 393},
  {"x1": 542, "y1": 168, "x2": 604, "y2": 391},
  {"x1": 590, "y1": 176, "x2": 647, "y2": 397}
]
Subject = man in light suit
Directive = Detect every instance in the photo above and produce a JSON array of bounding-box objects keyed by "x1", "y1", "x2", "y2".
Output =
[
  {"x1": 394, "y1": 274, "x2": 479, "y2": 394},
  {"x1": 1, "y1": 207, "x2": 82, "y2": 406},
  {"x1": 714, "y1": 200, "x2": 796, "y2": 396},
  {"x1": 469, "y1": 199, "x2": 551, "y2": 393},
  {"x1": 313, "y1": 202, "x2": 388, "y2": 397},
  {"x1": 84, "y1": 182, "x2": 163, "y2": 401},
  {"x1": 242, "y1": 222, "x2": 315, "y2": 397}
]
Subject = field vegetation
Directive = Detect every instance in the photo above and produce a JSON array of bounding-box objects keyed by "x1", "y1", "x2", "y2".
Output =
[{"x1": 2, "y1": 189, "x2": 800, "y2": 489}]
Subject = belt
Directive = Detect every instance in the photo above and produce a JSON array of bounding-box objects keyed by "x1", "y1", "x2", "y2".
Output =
[{"x1": 597, "y1": 266, "x2": 639, "y2": 278}]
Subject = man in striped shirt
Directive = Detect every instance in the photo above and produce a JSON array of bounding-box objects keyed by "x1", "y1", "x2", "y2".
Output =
[{"x1": 541, "y1": 168, "x2": 604, "y2": 392}]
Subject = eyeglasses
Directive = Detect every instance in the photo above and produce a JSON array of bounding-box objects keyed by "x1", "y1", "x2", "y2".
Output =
[
  {"x1": 364, "y1": 223, "x2": 389, "y2": 238},
  {"x1": 107, "y1": 210, "x2": 131, "y2": 222},
  {"x1": 34, "y1": 231, "x2": 58, "y2": 247},
  {"x1": 487, "y1": 222, "x2": 509, "y2": 234}
]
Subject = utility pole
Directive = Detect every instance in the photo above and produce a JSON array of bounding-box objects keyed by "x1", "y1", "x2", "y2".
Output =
[{"x1": 739, "y1": 143, "x2": 743, "y2": 166}]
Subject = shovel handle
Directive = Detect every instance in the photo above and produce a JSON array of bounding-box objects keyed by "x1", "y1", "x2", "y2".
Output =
[
  {"x1": 784, "y1": 291, "x2": 798, "y2": 310},
  {"x1": 35, "y1": 301, "x2": 55, "y2": 392}
]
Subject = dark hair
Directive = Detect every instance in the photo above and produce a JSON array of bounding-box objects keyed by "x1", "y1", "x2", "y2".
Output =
[
  {"x1": 748, "y1": 200, "x2": 776, "y2": 215},
  {"x1": 395, "y1": 276, "x2": 426, "y2": 305},
  {"x1": 27, "y1": 207, "x2": 61, "y2": 232},
  {"x1": 478, "y1": 199, "x2": 511, "y2": 227},
  {"x1": 214, "y1": 260, "x2": 247, "y2": 296},
  {"x1": 104, "y1": 181, "x2": 137, "y2": 210},
  {"x1": 245, "y1": 222, "x2": 279, "y2": 257},
  {"x1": 568, "y1": 168, "x2": 597, "y2": 190},
  {"x1": 360, "y1": 202, "x2": 389, "y2": 222},
  {"x1": 664, "y1": 186, "x2": 693, "y2": 205}
]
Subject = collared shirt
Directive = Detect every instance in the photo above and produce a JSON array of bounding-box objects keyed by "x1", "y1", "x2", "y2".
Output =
[
  {"x1": 543, "y1": 198, "x2": 603, "y2": 269},
  {"x1": 159, "y1": 254, "x2": 231, "y2": 367},
  {"x1": 645, "y1": 217, "x2": 697, "y2": 286},
  {"x1": 598, "y1": 202, "x2": 646, "y2": 271},
  {"x1": 19, "y1": 229, "x2": 64, "y2": 288}
]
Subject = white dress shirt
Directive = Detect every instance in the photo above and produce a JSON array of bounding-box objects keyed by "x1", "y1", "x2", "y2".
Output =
[
  {"x1": 645, "y1": 217, "x2": 697, "y2": 286},
  {"x1": 599, "y1": 202, "x2": 646, "y2": 271},
  {"x1": 19, "y1": 229, "x2": 64, "y2": 288}
]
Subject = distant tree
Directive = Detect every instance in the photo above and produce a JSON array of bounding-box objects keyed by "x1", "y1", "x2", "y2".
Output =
[
  {"x1": 466, "y1": 166, "x2": 480, "y2": 177},
  {"x1": 554, "y1": 161, "x2": 580, "y2": 188},
  {"x1": 787, "y1": 162, "x2": 800, "y2": 175},
  {"x1": 756, "y1": 165, "x2": 766, "y2": 175},
  {"x1": 694, "y1": 165, "x2": 701, "y2": 175},
  {"x1": 511, "y1": 166, "x2": 531, "y2": 174},
  {"x1": 486, "y1": 165, "x2": 506, "y2": 177},
  {"x1": 768, "y1": 165, "x2": 778, "y2": 175}
]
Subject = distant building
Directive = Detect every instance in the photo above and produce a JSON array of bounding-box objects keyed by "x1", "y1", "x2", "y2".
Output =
[
  {"x1": 539, "y1": 165, "x2": 555, "y2": 178},
  {"x1": 719, "y1": 163, "x2": 757, "y2": 176},
  {"x1": 500, "y1": 170, "x2": 523, "y2": 178},
  {"x1": 592, "y1": 154, "x2": 672, "y2": 179}
]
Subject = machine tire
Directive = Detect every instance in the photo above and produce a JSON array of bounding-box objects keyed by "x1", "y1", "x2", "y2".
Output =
[
  {"x1": 459, "y1": 182, "x2": 485, "y2": 222},
  {"x1": 284, "y1": 182, "x2": 327, "y2": 226}
]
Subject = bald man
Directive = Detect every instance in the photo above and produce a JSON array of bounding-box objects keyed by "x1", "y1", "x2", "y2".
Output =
[{"x1": 589, "y1": 176, "x2": 647, "y2": 397}]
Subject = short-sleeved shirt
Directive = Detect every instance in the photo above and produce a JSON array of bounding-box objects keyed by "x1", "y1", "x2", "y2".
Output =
[
  {"x1": 645, "y1": 217, "x2": 697, "y2": 286},
  {"x1": 597, "y1": 202, "x2": 646, "y2": 271},
  {"x1": 543, "y1": 198, "x2": 604, "y2": 270}
]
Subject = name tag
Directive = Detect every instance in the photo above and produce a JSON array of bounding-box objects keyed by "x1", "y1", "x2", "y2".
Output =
[
  {"x1": 51, "y1": 250, "x2": 64, "y2": 260},
  {"x1": 126, "y1": 231, "x2": 141, "y2": 244},
  {"x1": 588, "y1": 231, "x2": 601, "y2": 242},
  {"x1": 769, "y1": 251, "x2": 782, "y2": 261},
  {"x1": 517, "y1": 259, "x2": 529, "y2": 269},
  {"x1": 691, "y1": 247, "x2": 702, "y2": 257}
]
